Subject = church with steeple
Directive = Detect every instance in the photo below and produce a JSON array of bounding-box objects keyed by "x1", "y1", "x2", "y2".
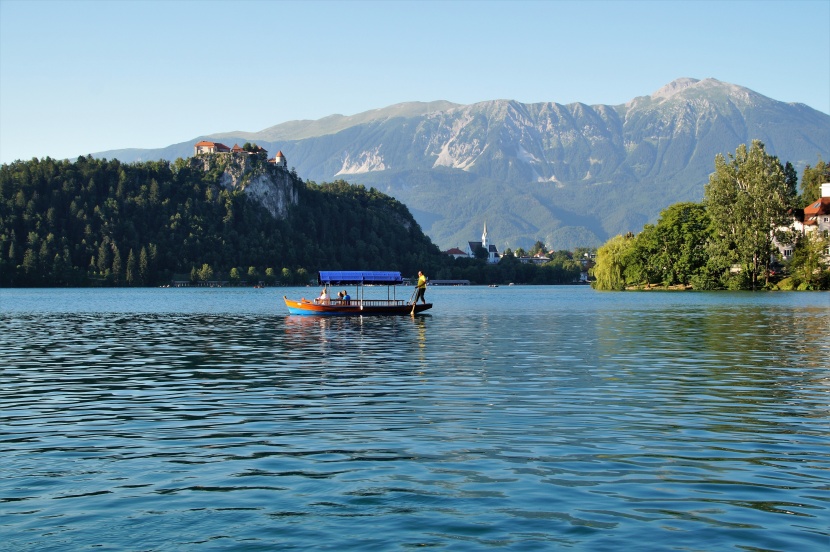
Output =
[{"x1": 465, "y1": 222, "x2": 500, "y2": 263}]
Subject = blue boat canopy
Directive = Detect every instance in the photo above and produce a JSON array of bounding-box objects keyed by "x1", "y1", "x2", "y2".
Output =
[{"x1": 318, "y1": 271, "x2": 403, "y2": 285}]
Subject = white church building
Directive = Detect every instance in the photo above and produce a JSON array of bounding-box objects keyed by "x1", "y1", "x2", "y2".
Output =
[{"x1": 465, "y1": 223, "x2": 500, "y2": 263}]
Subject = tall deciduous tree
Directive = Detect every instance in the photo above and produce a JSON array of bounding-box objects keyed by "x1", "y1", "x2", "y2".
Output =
[
  {"x1": 198, "y1": 263, "x2": 214, "y2": 282},
  {"x1": 800, "y1": 158, "x2": 828, "y2": 206},
  {"x1": 783, "y1": 162, "x2": 799, "y2": 203},
  {"x1": 625, "y1": 224, "x2": 659, "y2": 287},
  {"x1": 704, "y1": 141, "x2": 794, "y2": 289},
  {"x1": 652, "y1": 202, "x2": 711, "y2": 287},
  {"x1": 788, "y1": 231, "x2": 830, "y2": 289},
  {"x1": 591, "y1": 234, "x2": 634, "y2": 290}
]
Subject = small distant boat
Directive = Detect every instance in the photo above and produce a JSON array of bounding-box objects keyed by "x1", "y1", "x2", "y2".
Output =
[{"x1": 283, "y1": 271, "x2": 433, "y2": 316}]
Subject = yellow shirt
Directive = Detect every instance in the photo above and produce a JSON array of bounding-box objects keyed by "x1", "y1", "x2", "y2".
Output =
[{"x1": 417, "y1": 275, "x2": 427, "y2": 289}]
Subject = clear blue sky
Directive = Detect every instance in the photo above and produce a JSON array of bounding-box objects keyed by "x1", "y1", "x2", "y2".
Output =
[{"x1": 1, "y1": 0, "x2": 828, "y2": 164}]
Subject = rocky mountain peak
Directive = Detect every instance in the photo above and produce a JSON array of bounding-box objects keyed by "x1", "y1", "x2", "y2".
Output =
[{"x1": 650, "y1": 78, "x2": 702, "y2": 100}]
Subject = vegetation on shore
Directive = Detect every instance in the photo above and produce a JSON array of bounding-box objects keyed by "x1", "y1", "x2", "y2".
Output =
[
  {"x1": 591, "y1": 142, "x2": 830, "y2": 290},
  {"x1": 0, "y1": 155, "x2": 586, "y2": 287}
]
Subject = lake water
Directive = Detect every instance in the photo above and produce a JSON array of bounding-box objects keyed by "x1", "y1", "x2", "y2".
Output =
[{"x1": 1, "y1": 286, "x2": 829, "y2": 551}]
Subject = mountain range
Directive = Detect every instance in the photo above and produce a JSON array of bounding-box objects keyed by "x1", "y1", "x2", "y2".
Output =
[{"x1": 94, "y1": 78, "x2": 830, "y2": 251}]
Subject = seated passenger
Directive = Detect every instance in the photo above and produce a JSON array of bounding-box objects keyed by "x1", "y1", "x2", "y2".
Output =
[{"x1": 316, "y1": 288, "x2": 329, "y2": 305}]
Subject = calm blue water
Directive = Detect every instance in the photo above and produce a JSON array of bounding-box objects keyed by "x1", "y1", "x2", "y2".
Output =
[{"x1": 1, "y1": 286, "x2": 829, "y2": 551}]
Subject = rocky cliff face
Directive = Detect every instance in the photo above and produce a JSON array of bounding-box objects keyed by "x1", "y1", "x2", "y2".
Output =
[{"x1": 190, "y1": 154, "x2": 298, "y2": 219}]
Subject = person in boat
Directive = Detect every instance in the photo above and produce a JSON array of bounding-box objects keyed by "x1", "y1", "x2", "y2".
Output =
[
  {"x1": 414, "y1": 271, "x2": 427, "y2": 305},
  {"x1": 336, "y1": 291, "x2": 344, "y2": 303},
  {"x1": 316, "y1": 288, "x2": 329, "y2": 305},
  {"x1": 342, "y1": 290, "x2": 351, "y2": 305}
]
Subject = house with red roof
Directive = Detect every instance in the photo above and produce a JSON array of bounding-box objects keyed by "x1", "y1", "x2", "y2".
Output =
[
  {"x1": 443, "y1": 247, "x2": 467, "y2": 259},
  {"x1": 777, "y1": 182, "x2": 830, "y2": 261},
  {"x1": 802, "y1": 185, "x2": 830, "y2": 235},
  {"x1": 194, "y1": 141, "x2": 231, "y2": 155}
]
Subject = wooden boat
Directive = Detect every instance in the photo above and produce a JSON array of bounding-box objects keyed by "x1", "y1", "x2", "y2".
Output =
[{"x1": 283, "y1": 271, "x2": 432, "y2": 316}]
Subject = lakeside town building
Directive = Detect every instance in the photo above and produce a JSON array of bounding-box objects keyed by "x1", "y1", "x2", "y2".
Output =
[{"x1": 776, "y1": 182, "x2": 830, "y2": 262}]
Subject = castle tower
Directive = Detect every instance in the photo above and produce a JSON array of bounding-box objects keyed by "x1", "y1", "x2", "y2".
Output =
[{"x1": 274, "y1": 151, "x2": 287, "y2": 169}]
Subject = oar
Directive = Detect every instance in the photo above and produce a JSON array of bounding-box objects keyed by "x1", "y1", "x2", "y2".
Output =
[{"x1": 409, "y1": 288, "x2": 417, "y2": 315}]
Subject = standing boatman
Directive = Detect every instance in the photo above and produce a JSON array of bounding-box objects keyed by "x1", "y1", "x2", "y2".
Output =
[{"x1": 414, "y1": 271, "x2": 427, "y2": 305}]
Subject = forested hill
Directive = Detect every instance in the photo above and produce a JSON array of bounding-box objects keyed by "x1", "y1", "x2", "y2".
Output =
[{"x1": 0, "y1": 155, "x2": 445, "y2": 287}]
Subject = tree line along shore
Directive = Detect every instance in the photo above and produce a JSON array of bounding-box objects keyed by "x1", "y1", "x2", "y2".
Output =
[
  {"x1": 591, "y1": 141, "x2": 829, "y2": 291},
  {"x1": 0, "y1": 155, "x2": 584, "y2": 287}
]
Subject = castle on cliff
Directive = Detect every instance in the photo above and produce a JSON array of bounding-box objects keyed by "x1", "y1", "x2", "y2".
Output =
[{"x1": 194, "y1": 141, "x2": 287, "y2": 169}]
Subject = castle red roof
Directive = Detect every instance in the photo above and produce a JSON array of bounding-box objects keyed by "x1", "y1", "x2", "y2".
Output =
[{"x1": 195, "y1": 140, "x2": 230, "y2": 151}]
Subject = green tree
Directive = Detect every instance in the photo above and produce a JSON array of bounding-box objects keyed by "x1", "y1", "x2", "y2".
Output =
[
  {"x1": 97, "y1": 239, "x2": 111, "y2": 275},
  {"x1": 704, "y1": 141, "x2": 795, "y2": 289},
  {"x1": 530, "y1": 240, "x2": 546, "y2": 256},
  {"x1": 197, "y1": 263, "x2": 214, "y2": 282},
  {"x1": 139, "y1": 246, "x2": 149, "y2": 285},
  {"x1": 783, "y1": 161, "x2": 799, "y2": 203},
  {"x1": 652, "y1": 202, "x2": 711, "y2": 287},
  {"x1": 229, "y1": 267, "x2": 241, "y2": 286},
  {"x1": 148, "y1": 243, "x2": 158, "y2": 284},
  {"x1": 624, "y1": 224, "x2": 660, "y2": 287},
  {"x1": 22, "y1": 248, "x2": 37, "y2": 275},
  {"x1": 591, "y1": 234, "x2": 634, "y2": 290},
  {"x1": 7, "y1": 238, "x2": 17, "y2": 266},
  {"x1": 126, "y1": 248, "x2": 136, "y2": 286},
  {"x1": 111, "y1": 244, "x2": 122, "y2": 285},
  {"x1": 800, "y1": 158, "x2": 828, "y2": 206},
  {"x1": 545, "y1": 250, "x2": 581, "y2": 283},
  {"x1": 787, "y1": 231, "x2": 830, "y2": 289},
  {"x1": 247, "y1": 266, "x2": 258, "y2": 284}
]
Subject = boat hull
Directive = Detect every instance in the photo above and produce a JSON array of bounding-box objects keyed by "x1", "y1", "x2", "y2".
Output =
[{"x1": 284, "y1": 296, "x2": 432, "y2": 316}]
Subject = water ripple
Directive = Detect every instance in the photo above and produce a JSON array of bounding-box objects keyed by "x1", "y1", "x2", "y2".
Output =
[{"x1": 1, "y1": 288, "x2": 829, "y2": 550}]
